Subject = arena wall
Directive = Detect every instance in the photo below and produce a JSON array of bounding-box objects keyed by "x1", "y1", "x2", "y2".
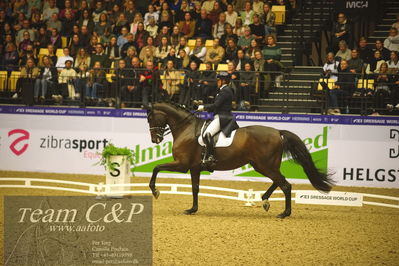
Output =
[{"x1": 0, "y1": 105, "x2": 398, "y2": 188}]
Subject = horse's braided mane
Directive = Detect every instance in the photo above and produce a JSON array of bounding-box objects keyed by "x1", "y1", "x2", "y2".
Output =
[{"x1": 156, "y1": 100, "x2": 195, "y2": 115}]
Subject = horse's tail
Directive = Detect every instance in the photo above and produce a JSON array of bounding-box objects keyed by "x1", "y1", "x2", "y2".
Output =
[{"x1": 280, "y1": 130, "x2": 334, "y2": 193}]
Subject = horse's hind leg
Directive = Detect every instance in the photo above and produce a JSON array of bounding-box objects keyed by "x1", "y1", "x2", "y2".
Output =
[
  {"x1": 254, "y1": 165, "x2": 292, "y2": 218},
  {"x1": 261, "y1": 182, "x2": 278, "y2": 211}
]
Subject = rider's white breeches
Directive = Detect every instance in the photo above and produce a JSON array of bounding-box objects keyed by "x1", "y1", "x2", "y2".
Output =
[{"x1": 204, "y1": 115, "x2": 221, "y2": 136}]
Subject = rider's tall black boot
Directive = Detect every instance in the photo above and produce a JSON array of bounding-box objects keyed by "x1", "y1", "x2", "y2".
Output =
[{"x1": 201, "y1": 133, "x2": 217, "y2": 171}]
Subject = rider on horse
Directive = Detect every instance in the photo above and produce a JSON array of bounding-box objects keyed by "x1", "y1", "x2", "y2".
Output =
[{"x1": 197, "y1": 72, "x2": 239, "y2": 170}]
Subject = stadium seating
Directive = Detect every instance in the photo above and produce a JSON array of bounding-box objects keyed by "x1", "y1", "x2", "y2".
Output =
[
  {"x1": 0, "y1": 71, "x2": 7, "y2": 91},
  {"x1": 8, "y1": 72, "x2": 21, "y2": 92}
]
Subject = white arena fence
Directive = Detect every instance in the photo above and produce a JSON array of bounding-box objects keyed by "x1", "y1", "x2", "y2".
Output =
[{"x1": 0, "y1": 178, "x2": 398, "y2": 209}]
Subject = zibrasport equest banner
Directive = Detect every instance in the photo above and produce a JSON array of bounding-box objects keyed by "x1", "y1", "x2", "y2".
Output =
[{"x1": 0, "y1": 106, "x2": 398, "y2": 188}]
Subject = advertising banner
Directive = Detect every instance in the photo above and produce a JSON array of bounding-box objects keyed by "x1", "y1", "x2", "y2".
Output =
[{"x1": 0, "y1": 106, "x2": 398, "y2": 188}]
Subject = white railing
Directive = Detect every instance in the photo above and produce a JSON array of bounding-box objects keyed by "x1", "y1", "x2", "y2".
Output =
[{"x1": 0, "y1": 178, "x2": 398, "y2": 209}]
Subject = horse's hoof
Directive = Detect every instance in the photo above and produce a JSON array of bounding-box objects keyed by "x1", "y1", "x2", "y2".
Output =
[
  {"x1": 152, "y1": 189, "x2": 160, "y2": 199},
  {"x1": 262, "y1": 200, "x2": 270, "y2": 212},
  {"x1": 184, "y1": 208, "x2": 197, "y2": 215},
  {"x1": 276, "y1": 211, "x2": 291, "y2": 219}
]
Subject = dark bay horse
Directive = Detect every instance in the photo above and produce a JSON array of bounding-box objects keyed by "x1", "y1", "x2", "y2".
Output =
[{"x1": 146, "y1": 102, "x2": 333, "y2": 218}]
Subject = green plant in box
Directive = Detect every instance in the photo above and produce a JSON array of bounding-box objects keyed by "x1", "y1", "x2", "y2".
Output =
[{"x1": 98, "y1": 143, "x2": 135, "y2": 174}]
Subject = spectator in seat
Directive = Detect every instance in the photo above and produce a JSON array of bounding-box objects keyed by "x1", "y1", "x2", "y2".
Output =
[
  {"x1": 34, "y1": 27, "x2": 48, "y2": 51},
  {"x1": 94, "y1": 13, "x2": 112, "y2": 37},
  {"x1": 120, "y1": 58, "x2": 141, "y2": 108},
  {"x1": 120, "y1": 33, "x2": 136, "y2": 58},
  {"x1": 322, "y1": 52, "x2": 340, "y2": 82},
  {"x1": 237, "y1": 62, "x2": 256, "y2": 110},
  {"x1": 195, "y1": 9, "x2": 212, "y2": 39},
  {"x1": 86, "y1": 61, "x2": 106, "y2": 100},
  {"x1": 387, "y1": 51, "x2": 399, "y2": 73},
  {"x1": 18, "y1": 58, "x2": 40, "y2": 105},
  {"x1": 2, "y1": 43, "x2": 19, "y2": 71},
  {"x1": 208, "y1": 2, "x2": 223, "y2": 25},
  {"x1": 335, "y1": 40, "x2": 351, "y2": 61},
  {"x1": 105, "y1": 36, "x2": 121, "y2": 63},
  {"x1": 224, "y1": 4, "x2": 238, "y2": 29},
  {"x1": 68, "y1": 34, "x2": 81, "y2": 58},
  {"x1": 77, "y1": 9, "x2": 94, "y2": 32},
  {"x1": 234, "y1": 49, "x2": 250, "y2": 71},
  {"x1": 158, "y1": 11, "x2": 173, "y2": 33},
  {"x1": 224, "y1": 37, "x2": 238, "y2": 63},
  {"x1": 245, "y1": 39, "x2": 260, "y2": 60},
  {"x1": 327, "y1": 60, "x2": 356, "y2": 115},
  {"x1": 79, "y1": 25, "x2": 91, "y2": 49},
  {"x1": 155, "y1": 26, "x2": 170, "y2": 46},
  {"x1": 373, "y1": 39, "x2": 390, "y2": 61},
  {"x1": 189, "y1": 37, "x2": 207, "y2": 64},
  {"x1": 175, "y1": 0, "x2": 191, "y2": 23},
  {"x1": 46, "y1": 13, "x2": 62, "y2": 33},
  {"x1": 59, "y1": 0, "x2": 76, "y2": 20},
  {"x1": 175, "y1": 36, "x2": 191, "y2": 56},
  {"x1": 90, "y1": 43, "x2": 110, "y2": 68},
  {"x1": 178, "y1": 48, "x2": 190, "y2": 69},
  {"x1": 56, "y1": 59, "x2": 76, "y2": 102},
  {"x1": 184, "y1": 60, "x2": 201, "y2": 106},
  {"x1": 220, "y1": 23, "x2": 238, "y2": 48},
  {"x1": 162, "y1": 48, "x2": 182, "y2": 69},
  {"x1": 144, "y1": 5, "x2": 159, "y2": 26},
  {"x1": 18, "y1": 30, "x2": 33, "y2": 54},
  {"x1": 139, "y1": 60, "x2": 161, "y2": 108},
  {"x1": 366, "y1": 50, "x2": 385, "y2": 74},
  {"x1": 88, "y1": 37, "x2": 100, "y2": 55},
  {"x1": 357, "y1": 37, "x2": 373, "y2": 64},
  {"x1": 262, "y1": 34, "x2": 282, "y2": 69},
  {"x1": 74, "y1": 47, "x2": 91, "y2": 69},
  {"x1": 140, "y1": 36, "x2": 157, "y2": 62},
  {"x1": 371, "y1": 62, "x2": 394, "y2": 115},
  {"x1": 139, "y1": 46, "x2": 155, "y2": 67},
  {"x1": 47, "y1": 44, "x2": 58, "y2": 67},
  {"x1": 146, "y1": 17, "x2": 158, "y2": 38},
  {"x1": 61, "y1": 10, "x2": 75, "y2": 42},
  {"x1": 237, "y1": 26, "x2": 254, "y2": 51},
  {"x1": 92, "y1": 1, "x2": 106, "y2": 24},
  {"x1": 202, "y1": 0, "x2": 216, "y2": 13},
  {"x1": 386, "y1": 76, "x2": 399, "y2": 113},
  {"x1": 348, "y1": 49, "x2": 364, "y2": 74},
  {"x1": 113, "y1": 13, "x2": 129, "y2": 36},
  {"x1": 30, "y1": 12, "x2": 44, "y2": 31},
  {"x1": 74, "y1": 63, "x2": 90, "y2": 102},
  {"x1": 331, "y1": 12, "x2": 351, "y2": 53},
  {"x1": 234, "y1": 18, "x2": 245, "y2": 37},
  {"x1": 198, "y1": 62, "x2": 217, "y2": 104},
  {"x1": 48, "y1": 28, "x2": 62, "y2": 49},
  {"x1": 249, "y1": 14, "x2": 265, "y2": 40},
  {"x1": 384, "y1": 27, "x2": 399, "y2": 52},
  {"x1": 17, "y1": 20, "x2": 36, "y2": 44},
  {"x1": 43, "y1": 0, "x2": 59, "y2": 21},
  {"x1": 227, "y1": 61, "x2": 240, "y2": 107},
  {"x1": 212, "y1": 13, "x2": 227, "y2": 40},
  {"x1": 117, "y1": 26, "x2": 129, "y2": 48},
  {"x1": 162, "y1": 60, "x2": 181, "y2": 99},
  {"x1": 34, "y1": 55, "x2": 58, "y2": 103},
  {"x1": 56, "y1": 47, "x2": 74, "y2": 69},
  {"x1": 178, "y1": 12, "x2": 196, "y2": 39},
  {"x1": 130, "y1": 13, "x2": 145, "y2": 35},
  {"x1": 252, "y1": 0, "x2": 264, "y2": 16},
  {"x1": 124, "y1": 0, "x2": 139, "y2": 23},
  {"x1": 155, "y1": 36, "x2": 171, "y2": 61},
  {"x1": 240, "y1": 1, "x2": 255, "y2": 26},
  {"x1": 170, "y1": 26, "x2": 183, "y2": 48},
  {"x1": 134, "y1": 22, "x2": 149, "y2": 53},
  {"x1": 205, "y1": 38, "x2": 225, "y2": 66},
  {"x1": 190, "y1": 1, "x2": 202, "y2": 21}
]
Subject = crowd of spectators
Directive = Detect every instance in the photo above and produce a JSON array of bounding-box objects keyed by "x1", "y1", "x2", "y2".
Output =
[
  {"x1": 0, "y1": 0, "x2": 293, "y2": 109},
  {"x1": 322, "y1": 13, "x2": 399, "y2": 115}
]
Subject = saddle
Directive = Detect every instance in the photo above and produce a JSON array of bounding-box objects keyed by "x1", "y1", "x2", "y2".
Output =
[{"x1": 197, "y1": 121, "x2": 237, "y2": 148}]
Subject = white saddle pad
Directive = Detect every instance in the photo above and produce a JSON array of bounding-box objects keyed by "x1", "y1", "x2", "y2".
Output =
[{"x1": 198, "y1": 123, "x2": 237, "y2": 148}]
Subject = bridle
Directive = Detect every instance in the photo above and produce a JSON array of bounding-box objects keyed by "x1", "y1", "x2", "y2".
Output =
[{"x1": 148, "y1": 109, "x2": 199, "y2": 139}]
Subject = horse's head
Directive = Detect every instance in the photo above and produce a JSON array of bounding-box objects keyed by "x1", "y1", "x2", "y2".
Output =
[{"x1": 147, "y1": 105, "x2": 168, "y2": 144}]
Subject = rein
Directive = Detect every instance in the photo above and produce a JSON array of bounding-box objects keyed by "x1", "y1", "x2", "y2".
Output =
[{"x1": 150, "y1": 110, "x2": 200, "y2": 138}]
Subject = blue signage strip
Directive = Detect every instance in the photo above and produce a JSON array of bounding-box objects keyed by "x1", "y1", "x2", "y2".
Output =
[{"x1": 1, "y1": 105, "x2": 398, "y2": 126}]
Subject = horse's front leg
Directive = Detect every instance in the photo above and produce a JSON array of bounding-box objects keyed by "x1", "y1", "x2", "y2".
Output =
[
  {"x1": 184, "y1": 168, "x2": 200, "y2": 215},
  {"x1": 149, "y1": 161, "x2": 188, "y2": 199}
]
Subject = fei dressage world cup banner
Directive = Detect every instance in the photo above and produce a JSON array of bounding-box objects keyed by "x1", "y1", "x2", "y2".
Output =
[{"x1": 0, "y1": 105, "x2": 398, "y2": 188}]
